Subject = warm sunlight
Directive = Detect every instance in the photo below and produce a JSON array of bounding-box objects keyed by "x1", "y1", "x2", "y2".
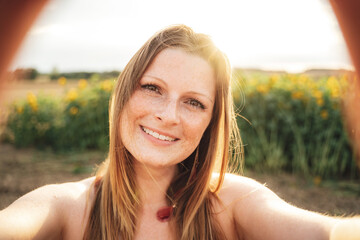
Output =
[
  {"x1": 12, "y1": 0, "x2": 352, "y2": 73},
  {"x1": 1, "y1": 1, "x2": 360, "y2": 239}
]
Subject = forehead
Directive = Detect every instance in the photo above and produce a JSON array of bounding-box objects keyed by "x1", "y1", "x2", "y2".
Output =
[{"x1": 144, "y1": 48, "x2": 216, "y2": 99}]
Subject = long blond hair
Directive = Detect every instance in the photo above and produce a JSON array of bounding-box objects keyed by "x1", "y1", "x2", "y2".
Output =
[{"x1": 83, "y1": 24, "x2": 242, "y2": 240}]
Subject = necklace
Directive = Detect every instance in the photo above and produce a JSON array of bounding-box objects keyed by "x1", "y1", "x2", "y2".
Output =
[
  {"x1": 155, "y1": 173, "x2": 193, "y2": 222},
  {"x1": 156, "y1": 204, "x2": 175, "y2": 222},
  {"x1": 156, "y1": 188, "x2": 180, "y2": 222}
]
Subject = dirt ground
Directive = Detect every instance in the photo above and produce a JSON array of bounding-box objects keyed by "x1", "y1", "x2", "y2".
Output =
[{"x1": 0, "y1": 143, "x2": 359, "y2": 216}]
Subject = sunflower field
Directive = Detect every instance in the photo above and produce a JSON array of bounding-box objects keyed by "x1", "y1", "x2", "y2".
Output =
[
  {"x1": 4, "y1": 78, "x2": 114, "y2": 151},
  {"x1": 233, "y1": 71, "x2": 359, "y2": 180},
  {"x1": 2, "y1": 72, "x2": 359, "y2": 180}
]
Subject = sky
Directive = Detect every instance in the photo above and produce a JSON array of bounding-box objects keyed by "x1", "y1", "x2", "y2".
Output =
[{"x1": 11, "y1": 0, "x2": 353, "y2": 73}]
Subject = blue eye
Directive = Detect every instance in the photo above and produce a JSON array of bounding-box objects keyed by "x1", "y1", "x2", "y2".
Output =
[
  {"x1": 141, "y1": 84, "x2": 160, "y2": 93},
  {"x1": 187, "y1": 99, "x2": 205, "y2": 109}
]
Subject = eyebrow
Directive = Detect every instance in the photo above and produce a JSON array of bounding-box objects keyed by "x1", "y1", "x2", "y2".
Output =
[{"x1": 142, "y1": 74, "x2": 214, "y2": 103}]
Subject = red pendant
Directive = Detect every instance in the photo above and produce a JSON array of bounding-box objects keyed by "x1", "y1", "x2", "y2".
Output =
[{"x1": 156, "y1": 206, "x2": 174, "y2": 222}]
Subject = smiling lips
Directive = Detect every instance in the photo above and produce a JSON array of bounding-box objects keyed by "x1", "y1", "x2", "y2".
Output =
[{"x1": 141, "y1": 126, "x2": 178, "y2": 142}]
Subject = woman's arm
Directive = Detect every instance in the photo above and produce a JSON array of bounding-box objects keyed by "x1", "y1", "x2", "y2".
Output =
[
  {"x1": 330, "y1": 217, "x2": 360, "y2": 240},
  {"x1": 0, "y1": 0, "x2": 49, "y2": 86},
  {"x1": 224, "y1": 174, "x2": 358, "y2": 240},
  {"x1": 329, "y1": 0, "x2": 360, "y2": 164},
  {"x1": 0, "y1": 184, "x2": 65, "y2": 240}
]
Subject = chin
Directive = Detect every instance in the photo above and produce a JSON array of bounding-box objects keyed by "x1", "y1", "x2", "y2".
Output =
[{"x1": 134, "y1": 153, "x2": 182, "y2": 169}]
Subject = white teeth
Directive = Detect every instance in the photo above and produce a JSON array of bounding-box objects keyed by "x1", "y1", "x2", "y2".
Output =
[{"x1": 141, "y1": 126, "x2": 176, "y2": 142}]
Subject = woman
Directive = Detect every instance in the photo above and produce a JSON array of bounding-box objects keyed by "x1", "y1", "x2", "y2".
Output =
[{"x1": 0, "y1": 24, "x2": 359, "y2": 240}]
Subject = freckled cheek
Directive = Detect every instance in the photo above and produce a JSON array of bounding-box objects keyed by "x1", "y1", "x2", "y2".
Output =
[
  {"x1": 181, "y1": 116, "x2": 211, "y2": 142},
  {"x1": 127, "y1": 93, "x2": 158, "y2": 115}
]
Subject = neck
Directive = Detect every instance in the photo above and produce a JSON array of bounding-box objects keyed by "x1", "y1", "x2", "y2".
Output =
[{"x1": 134, "y1": 161, "x2": 177, "y2": 206}]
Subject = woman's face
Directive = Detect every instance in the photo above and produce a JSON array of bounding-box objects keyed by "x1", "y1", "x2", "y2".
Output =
[{"x1": 120, "y1": 48, "x2": 216, "y2": 168}]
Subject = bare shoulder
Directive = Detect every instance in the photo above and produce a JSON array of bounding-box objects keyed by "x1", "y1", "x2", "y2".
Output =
[
  {"x1": 58, "y1": 177, "x2": 96, "y2": 240},
  {"x1": 0, "y1": 177, "x2": 95, "y2": 240},
  {"x1": 216, "y1": 173, "x2": 280, "y2": 205},
  {"x1": 55, "y1": 177, "x2": 95, "y2": 201},
  {"x1": 213, "y1": 173, "x2": 281, "y2": 225},
  {"x1": 215, "y1": 173, "x2": 338, "y2": 240},
  {"x1": 8, "y1": 176, "x2": 95, "y2": 210}
]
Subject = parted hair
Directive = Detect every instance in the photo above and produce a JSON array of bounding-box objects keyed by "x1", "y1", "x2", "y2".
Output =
[{"x1": 83, "y1": 24, "x2": 242, "y2": 240}]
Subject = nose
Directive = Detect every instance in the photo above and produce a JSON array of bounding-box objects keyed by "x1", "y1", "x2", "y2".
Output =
[{"x1": 155, "y1": 98, "x2": 180, "y2": 125}]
